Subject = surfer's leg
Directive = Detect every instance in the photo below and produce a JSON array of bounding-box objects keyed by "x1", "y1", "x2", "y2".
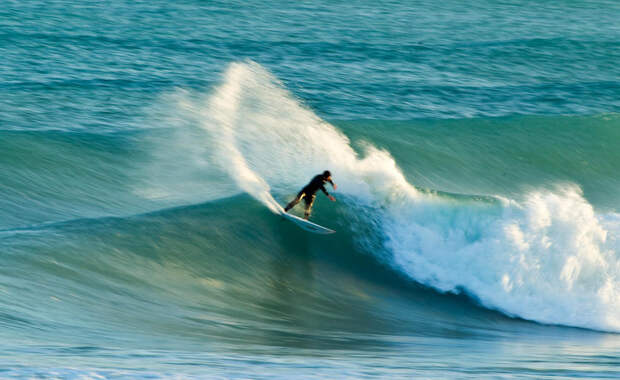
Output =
[
  {"x1": 285, "y1": 192, "x2": 305, "y2": 212},
  {"x1": 303, "y1": 195, "x2": 316, "y2": 219}
]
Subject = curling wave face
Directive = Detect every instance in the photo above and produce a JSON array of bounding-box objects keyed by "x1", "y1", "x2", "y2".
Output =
[
  {"x1": 2, "y1": 60, "x2": 620, "y2": 378},
  {"x1": 2, "y1": 62, "x2": 619, "y2": 336},
  {"x1": 140, "y1": 61, "x2": 620, "y2": 332}
]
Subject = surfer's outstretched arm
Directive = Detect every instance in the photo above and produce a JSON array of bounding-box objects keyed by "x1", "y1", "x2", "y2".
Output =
[
  {"x1": 319, "y1": 185, "x2": 336, "y2": 202},
  {"x1": 321, "y1": 176, "x2": 337, "y2": 201}
]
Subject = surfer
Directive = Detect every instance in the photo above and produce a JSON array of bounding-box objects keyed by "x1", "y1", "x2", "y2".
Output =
[{"x1": 284, "y1": 170, "x2": 337, "y2": 219}]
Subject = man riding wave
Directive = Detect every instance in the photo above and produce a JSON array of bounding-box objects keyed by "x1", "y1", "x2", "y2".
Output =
[{"x1": 284, "y1": 170, "x2": 337, "y2": 220}]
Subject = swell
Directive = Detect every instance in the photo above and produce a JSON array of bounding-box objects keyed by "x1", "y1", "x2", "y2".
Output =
[
  {"x1": 338, "y1": 114, "x2": 620, "y2": 209},
  {"x1": 2, "y1": 62, "x2": 619, "y2": 334},
  {"x1": 0, "y1": 128, "x2": 233, "y2": 230},
  {"x1": 2, "y1": 114, "x2": 618, "y2": 219},
  {"x1": 0, "y1": 130, "x2": 148, "y2": 229},
  {"x1": 0, "y1": 195, "x2": 523, "y2": 348},
  {"x1": 195, "y1": 62, "x2": 620, "y2": 332}
]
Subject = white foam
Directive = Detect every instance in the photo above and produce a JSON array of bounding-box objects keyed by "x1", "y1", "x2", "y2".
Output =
[
  {"x1": 170, "y1": 61, "x2": 620, "y2": 332},
  {"x1": 384, "y1": 187, "x2": 620, "y2": 331}
]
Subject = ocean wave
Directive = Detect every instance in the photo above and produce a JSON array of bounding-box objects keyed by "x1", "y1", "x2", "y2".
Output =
[
  {"x1": 198, "y1": 61, "x2": 620, "y2": 332},
  {"x1": 2, "y1": 61, "x2": 619, "y2": 334}
]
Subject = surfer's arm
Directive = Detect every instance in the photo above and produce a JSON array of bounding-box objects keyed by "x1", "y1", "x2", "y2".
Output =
[
  {"x1": 328, "y1": 179, "x2": 337, "y2": 190},
  {"x1": 321, "y1": 185, "x2": 336, "y2": 201}
]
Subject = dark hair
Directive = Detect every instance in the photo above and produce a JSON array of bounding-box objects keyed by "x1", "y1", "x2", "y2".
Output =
[{"x1": 323, "y1": 170, "x2": 331, "y2": 178}]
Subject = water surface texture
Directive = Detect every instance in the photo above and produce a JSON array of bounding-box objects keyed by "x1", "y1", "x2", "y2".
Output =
[{"x1": 1, "y1": 1, "x2": 620, "y2": 378}]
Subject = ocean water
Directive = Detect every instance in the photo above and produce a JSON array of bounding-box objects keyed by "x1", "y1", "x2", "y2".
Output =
[{"x1": 1, "y1": 1, "x2": 620, "y2": 378}]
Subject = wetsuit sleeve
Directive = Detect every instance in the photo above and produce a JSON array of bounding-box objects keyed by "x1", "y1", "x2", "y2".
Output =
[{"x1": 320, "y1": 184, "x2": 330, "y2": 196}]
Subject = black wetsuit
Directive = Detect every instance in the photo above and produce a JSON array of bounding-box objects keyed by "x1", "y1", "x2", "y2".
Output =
[
  {"x1": 284, "y1": 174, "x2": 334, "y2": 217},
  {"x1": 300, "y1": 174, "x2": 333, "y2": 198}
]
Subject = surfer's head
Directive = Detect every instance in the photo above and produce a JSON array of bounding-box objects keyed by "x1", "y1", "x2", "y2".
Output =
[{"x1": 322, "y1": 170, "x2": 332, "y2": 179}]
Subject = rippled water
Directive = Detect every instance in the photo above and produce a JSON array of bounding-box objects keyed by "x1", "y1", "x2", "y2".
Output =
[{"x1": 1, "y1": 1, "x2": 619, "y2": 378}]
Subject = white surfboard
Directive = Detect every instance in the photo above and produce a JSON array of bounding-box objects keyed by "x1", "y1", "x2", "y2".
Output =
[
  {"x1": 280, "y1": 209, "x2": 336, "y2": 234},
  {"x1": 261, "y1": 193, "x2": 335, "y2": 234}
]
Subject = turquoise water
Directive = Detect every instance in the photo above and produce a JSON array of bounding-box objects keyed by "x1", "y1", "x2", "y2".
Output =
[{"x1": 1, "y1": 1, "x2": 620, "y2": 378}]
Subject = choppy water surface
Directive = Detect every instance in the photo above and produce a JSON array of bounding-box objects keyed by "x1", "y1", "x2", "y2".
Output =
[{"x1": 1, "y1": 1, "x2": 620, "y2": 378}]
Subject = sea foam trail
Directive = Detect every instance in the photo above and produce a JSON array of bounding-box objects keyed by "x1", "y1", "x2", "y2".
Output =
[{"x1": 169, "y1": 61, "x2": 620, "y2": 332}]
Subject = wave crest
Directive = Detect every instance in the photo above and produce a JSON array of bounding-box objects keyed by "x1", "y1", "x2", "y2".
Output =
[{"x1": 158, "y1": 61, "x2": 620, "y2": 332}]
